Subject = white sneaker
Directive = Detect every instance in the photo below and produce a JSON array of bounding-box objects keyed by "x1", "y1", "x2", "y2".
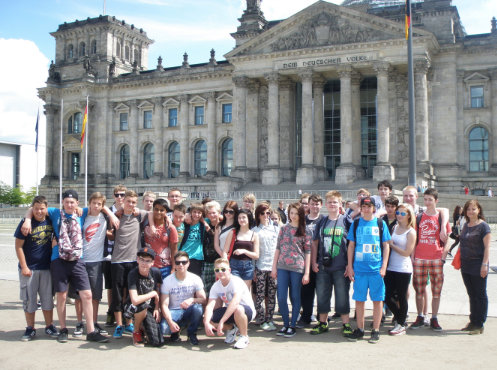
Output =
[
  {"x1": 389, "y1": 323, "x2": 406, "y2": 336},
  {"x1": 265, "y1": 321, "x2": 277, "y2": 331},
  {"x1": 423, "y1": 316, "x2": 430, "y2": 326},
  {"x1": 224, "y1": 326, "x2": 239, "y2": 344},
  {"x1": 234, "y1": 335, "x2": 249, "y2": 349}
]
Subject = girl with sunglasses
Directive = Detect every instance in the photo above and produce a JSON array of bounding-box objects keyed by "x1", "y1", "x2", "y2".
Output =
[
  {"x1": 384, "y1": 203, "x2": 416, "y2": 335},
  {"x1": 214, "y1": 201, "x2": 239, "y2": 257}
]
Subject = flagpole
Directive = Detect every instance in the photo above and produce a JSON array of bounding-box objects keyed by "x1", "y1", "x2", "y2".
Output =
[
  {"x1": 35, "y1": 108, "x2": 39, "y2": 196},
  {"x1": 85, "y1": 96, "x2": 88, "y2": 207},
  {"x1": 407, "y1": 0, "x2": 416, "y2": 187},
  {"x1": 60, "y1": 99, "x2": 63, "y2": 208}
]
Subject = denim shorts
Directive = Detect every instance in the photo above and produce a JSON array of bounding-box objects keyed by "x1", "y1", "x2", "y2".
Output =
[
  {"x1": 315, "y1": 267, "x2": 350, "y2": 314},
  {"x1": 230, "y1": 258, "x2": 255, "y2": 281}
]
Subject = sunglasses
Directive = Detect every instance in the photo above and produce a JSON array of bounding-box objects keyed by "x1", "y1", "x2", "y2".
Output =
[
  {"x1": 223, "y1": 210, "x2": 235, "y2": 215},
  {"x1": 214, "y1": 267, "x2": 227, "y2": 273},
  {"x1": 396, "y1": 211, "x2": 407, "y2": 216},
  {"x1": 114, "y1": 193, "x2": 125, "y2": 198},
  {"x1": 264, "y1": 211, "x2": 271, "y2": 215},
  {"x1": 175, "y1": 260, "x2": 188, "y2": 265}
]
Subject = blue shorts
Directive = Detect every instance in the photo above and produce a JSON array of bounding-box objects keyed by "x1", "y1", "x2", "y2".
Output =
[
  {"x1": 230, "y1": 258, "x2": 254, "y2": 281},
  {"x1": 352, "y1": 272, "x2": 385, "y2": 302}
]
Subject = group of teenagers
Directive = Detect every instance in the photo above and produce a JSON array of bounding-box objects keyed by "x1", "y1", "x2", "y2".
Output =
[{"x1": 14, "y1": 180, "x2": 491, "y2": 349}]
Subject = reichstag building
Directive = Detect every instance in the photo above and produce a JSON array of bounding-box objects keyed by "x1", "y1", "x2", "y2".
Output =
[{"x1": 39, "y1": 0, "x2": 497, "y2": 200}]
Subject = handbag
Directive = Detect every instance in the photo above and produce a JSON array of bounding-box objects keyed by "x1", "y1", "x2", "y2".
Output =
[{"x1": 451, "y1": 248, "x2": 461, "y2": 270}]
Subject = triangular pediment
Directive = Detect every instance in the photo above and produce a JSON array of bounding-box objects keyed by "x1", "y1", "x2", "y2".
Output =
[
  {"x1": 216, "y1": 92, "x2": 233, "y2": 102},
  {"x1": 464, "y1": 72, "x2": 489, "y2": 83},
  {"x1": 114, "y1": 102, "x2": 129, "y2": 111},
  {"x1": 163, "y1": 97, "x2": 179, "y2": 107},
  {"x1": 226, "y1": 1, "x2": 432, "y2": 58},
  {"x1": 137, "y1": 100, "x2": 154, "y2": 110},
  {"x1": 188, "y1": 95, "x2": 206, "y2": 105}
]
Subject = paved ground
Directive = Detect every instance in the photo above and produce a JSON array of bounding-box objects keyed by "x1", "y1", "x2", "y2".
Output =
[{"x1": 1, "y1": 220, "x2": 497, "y2": 369}]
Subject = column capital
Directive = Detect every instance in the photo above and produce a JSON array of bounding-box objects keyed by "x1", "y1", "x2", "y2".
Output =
[
  {"x1": 489, "y1": 68, "x2": 497, "y2": 80},
  {"x1": 44, "y1": 104, "x2": 59, "y2": 115},
  {"x1": 312, "y1": 74, "x2": 326, "y2": 89},
  {"x1": 152, "y1": 97, "x2": 163, "y2": 106},
  {"x1": 414, "y1": 58, "x2": 430, "y2": 74},
  {"x1": 178, "y1": 94, "x2": 189, "y2": 104},
  {"x1": 298, "y1": 68, "x2": 313, "y2": 82},
  {"x1": 373, "y1": 61, "x2": 391, "y2": 76},
  {"x1": 248, "y1": 80, "x2": 260, "y2": 93},
  {"x1": 232, "y1": 75, "x2": 249, "y2": 87},
  {"x1": 351, "y1": 71, "x2": 362, "y2": 85},
  {"x1": 279, "y1": 76, "x2": 294, "y2": 90},
  {"x1": 264, "y1": 71, "x2": 280, "y2": 84},
  {"x1": 337, "y1": 65, "x2": 353, "y2": 79},
  {"x1": 206, "y1": 91, "x2": 216, "y2": 101}
]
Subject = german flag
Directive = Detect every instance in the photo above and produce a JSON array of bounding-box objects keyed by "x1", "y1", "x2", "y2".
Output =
[
  {"x1": 405, "y1": 0, "x2": 411, "y2": 40},
  {"x1": 80, "y1": 104, "x2": 88, "y2": 149}
]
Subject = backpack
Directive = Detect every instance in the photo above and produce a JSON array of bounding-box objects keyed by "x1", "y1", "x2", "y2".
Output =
[
  {"x1": 352, "y1": 217, "x2": 385, "y2": 254},
  {"x1": 58, "y1": 211, "x2": 83, "y2": 261}
]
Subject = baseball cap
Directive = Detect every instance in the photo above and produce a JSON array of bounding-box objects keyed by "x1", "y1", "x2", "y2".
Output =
[
  {"x1": 137, "y1": 247, "x2": 156, "y2": 260},
  {"x1": 360, "y1": 196, "x2": 376, "y2": 208},
  {"x1": 62, "y1": 189, "x2": 79, "y2": 201}
]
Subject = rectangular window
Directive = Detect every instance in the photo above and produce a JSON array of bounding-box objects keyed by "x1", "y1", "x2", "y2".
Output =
[
  {"x1": 195, "y1": 106, "x2": 204, "y2": 125},
  {"x1": 120, "y1": 112, "x2": 128, "y2": 131},
  {"x1": 143, "y1": 110, "x2": 152, "y2": 129},
  {"x1": 168, "y1": 108, "x2": 178, "y2": 127},
  {"x1": 71, "y1": 153, "x2": 80, "y2": 180},
  {"x1": 222, "y1": 103, "x2": 232, "y2": 123},
  {"x1": 471, "y1": 86, "x2": 484, "y2": 108}
]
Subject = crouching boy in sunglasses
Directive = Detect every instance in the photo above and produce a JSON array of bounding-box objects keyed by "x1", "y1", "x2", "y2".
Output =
[{"x1": 203, "y1": 258, "x2": 255, "y2": 349}]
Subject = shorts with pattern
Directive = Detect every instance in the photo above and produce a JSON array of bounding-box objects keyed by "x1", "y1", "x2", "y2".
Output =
[{"x1": 413, "y1": 259, "x2": 444, "y2": 299}]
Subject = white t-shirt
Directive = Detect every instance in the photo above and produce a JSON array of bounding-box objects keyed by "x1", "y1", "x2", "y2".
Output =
[
  {"x1": 161, "y1": 272, "x2": 204, "y2": 310},
  {"x1": 209, "y1": 275, "x2": 255, "y2": 321},
  {"x1": 82, "y1": 213, "x2": 107, "y2": 263}
]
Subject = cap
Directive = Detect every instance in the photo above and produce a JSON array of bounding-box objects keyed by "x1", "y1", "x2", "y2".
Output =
[
  {"x1": 360, "y1": 196, "x2": 376, "y2": 208},
  {"x1": 62, "y1": 189, "x2": 79, "y2": 201},
  {"x1": 137, "y1": 247, "x2": 156, "y2": 260}
]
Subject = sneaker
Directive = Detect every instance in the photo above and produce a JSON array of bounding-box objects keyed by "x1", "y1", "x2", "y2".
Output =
[
  {"x1": 188, "y1": 333, "x2": 199, "y2": 345},
  {"x1": 369, "y1": 329, "x2": 380, "y2": 343},
  {"x1": 87, "y1": 330, "x2": 109, "y2": 343},
  {"x1": 468, "y1": 326, "x2": 484, "y2": 335},
  {"x1": 284, "y1": 327, "x2": 296, "y2": 338},
  {"x1": 389, "y1": 323, "x2": 406, "y2": 336},
  {"x1": 430, "y1": 318, "x2": 442, "y2": 332},
  {"x1": 21, "y1": 327, "x2": 36, "y2": 341},
  {"x1": 94, "y1": 323, "x2": 108, "y2": 336},
  {"x1": 265, "y1": 322, "x2": 277, "y2": 331},
  {"x1": 424, "y1": 316, "x2": 430, "y2": 326},
  {"x1": 57, "y1": 328, "x2": 69, "y2": 343},
  {"x1": 73, "y1": 322, "x2": 84, "y2": 337},
  {"x1": 276, "y1": 327, "x2": 288, "y2": 336},
  {"x1": 133, "y1": 331, "x2": 144, "y2": 347},
  {"x1": 234, "y1": 335, "x2": 249, "y2": 349},
  {"x1": 124, "y1": 323, "x2": 134, "y2": 334},
  {"x1": 409, "y1": 316, "x2": 425, "y2": 330},
  {"x1": 224, "y1": 326, "x2": 239, "y2": 344},
  {"x1": 461, "y1": 322, "x2": 475, "y2": 331},
  {"x1": 345, "y1": 328, "x2": 364, "y2": 341},
  {"x1": 310, "y1": 315, "x2": 317, "y2": 323},
  {"x1": 342, "y1": 323, "x2": 353, "y2": 336},
  {"x1": 113, "y1": 325, "x2": 123, "y2": 339},
  {"x1": 310, "y1": 322, "x2": 328, "y2": 335},
  {"x1": 105, "y1": 312, "x2": 115, "y2": 327},
  {"x1": 295, "y1": 319, "x2": 310, "y2": 329},
  {"x1": 260, "y1": 322, "x2": 270, "y2": 331},
  {"x1": 170, "y1": 332, "x2": 181, "y2": 342},
  {"x1": 45, "y1": 324, "x2": 59, "y2": 338}
]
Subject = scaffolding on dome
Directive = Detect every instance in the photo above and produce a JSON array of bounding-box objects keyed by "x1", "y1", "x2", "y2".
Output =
[{"x1": 341, "y1": 0, "x2": 424, "y2": 7}]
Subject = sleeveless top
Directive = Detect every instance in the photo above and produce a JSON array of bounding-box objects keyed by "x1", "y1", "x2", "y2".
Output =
[
  {"x1": 231, "y1": 231, "x2": 254, "y2": 261},
  {"x1": 387, "y1": 226, "x2": 413, "y2": 273}
]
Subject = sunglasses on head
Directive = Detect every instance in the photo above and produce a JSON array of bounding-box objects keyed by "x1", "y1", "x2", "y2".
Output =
[
  {"x1": 223, "y1": 210, "x2": 235, "y2": 215},
  {"x1": 214, "y1": 267, "x2": 227, "y2": 273},
  {"x1": 175, "y1": 260, "x2": 188, "y2": 265},
  {"x1": 114, "y1": 193, "x2": 125, "y2": 198},
  {"x1": 396, "y1": 211, "x2": 407, "y2": 216}
]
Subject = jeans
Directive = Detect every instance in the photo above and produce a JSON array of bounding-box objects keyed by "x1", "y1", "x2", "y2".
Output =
[
  {"x1": 315, "y1": 267, "x2": 350, "y2": 315},
  {"x1": 160, "y1": 303, "x2": 203, "y2": 336},
  {"x1": 461, "y1": 272, "x2": 488, "y2": 327},
  {"x1": 277, "y1": 269, "x2": 303, "y2": 328},
  {"x1": 300, "y1": 269, "x2": 316, "y2": 322}
]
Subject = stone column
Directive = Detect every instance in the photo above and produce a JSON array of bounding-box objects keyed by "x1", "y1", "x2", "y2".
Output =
[
  {"x1": 278, "y1": 78, "x2": 295, "y2": 180},
  {"x1": 373, "y1": 61, "x2": 395, "y2": 181},
  {"x1": 414, "y1": 59, "x2": 431, "y2": 174},
  {"x1": 43, "y1": 104, "x2": 57, "y2": 180},
  {"x1": 297, "y1": 69, "x2": 316, "y2": 185},
  {"x1": 245, "y1": 81, "x2": 260, "y2": 180},
  {"x1": 206, "y1": 92, "x2": 217, "y2": 177},
  {"x1": 106, "y1": 102, "x2": 115, "y2": 180},
  {"x1": 351, "y1": 72, "x2": 362, "y2": 170},
  {"x1": 335, "y1": 65, "x2": 356, "y2": 184},
  {"x1": 231, "y1": 76, "x2": 248, "y2": 179},
  {"x1": 152, "y1": 97, "x2": 163, "y2": 178},
  {"x1": 490, "y1": 69, "x2": 497, "y2": 173},
  {"x1": 456, "y1": 70, "x2": 465, "y2": 169},
  {"x1": 262, "y1": 72, "x2": 281, "y2": 185},
  {"x1": 127, "y1": 100, "x2": 139, "y2": 179},
  {"x1": 179, "y1": 95, "x2": 190, "y2": 177},
  {"x1": 313, "y1": 75, "x2": 326, "y2": 180}
]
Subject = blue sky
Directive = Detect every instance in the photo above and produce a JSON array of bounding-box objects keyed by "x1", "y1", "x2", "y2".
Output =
[{"x1": 0, "y1": 0, "x2": 496, "y2": 188}]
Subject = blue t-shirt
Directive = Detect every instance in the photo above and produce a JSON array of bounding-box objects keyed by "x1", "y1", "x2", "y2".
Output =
[
  {"x1": 48, "y1": 207, "x2": 88, "y2": 260},
  {"x1": 14, "y1": 218, "x2": 54, "y2": 270},
  {"x1": 347, "y1": 217, "x2": 391, "y2": 273},
  {"x1": 180, "y1": 222, "x2": 204, "y2": 260}
]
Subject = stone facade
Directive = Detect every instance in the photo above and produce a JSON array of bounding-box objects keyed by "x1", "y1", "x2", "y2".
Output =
[{"x1": 38, "y1": 1, "x2": 497, "y2": 202}]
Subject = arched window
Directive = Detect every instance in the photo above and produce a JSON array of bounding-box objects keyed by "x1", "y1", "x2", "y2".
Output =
[
  {"x1": 119, "y1": 145, "x2": 130, "y2": 179},
  {"x1": 194, "y1": 140, "x2": 207, "y2": 176},
  {"x1": 116, "y1": 41, "x2": 121, "y2": 58},
  {"x1": 91, "y1": 40, "x2": 97, "y2": 54},
  {"x1": 168, "y1": 141, "x2": 180, "y2": 178},
  {"x1": 134, "y1": 48, "x2": 140, "y2": 64},
  {"x1": 221, "y1": 138, "x2": 233, "y2": 176},
  {"x1": 68, "y1": 112, "x2": 83, "y2": 134},
  {"x1": 469, "y1": 127, "x2": 489, "y2": 172},
  {"x1": 143, "y1": 143, "x2": 154, "y2": 179},
  {"x1": 67, "y1": 44, "x2": 74, "y2": 59},
  {"x1": 125, "y1": 45, "x2": 130, "y2": 60},
  {"x1": 79, "y1": 42, "x2": 86, "y2": 57}
]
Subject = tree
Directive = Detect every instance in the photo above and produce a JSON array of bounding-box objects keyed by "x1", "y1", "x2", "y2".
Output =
[{"x1": 0, "y1": 182, "x2": 35, "y2": 206}]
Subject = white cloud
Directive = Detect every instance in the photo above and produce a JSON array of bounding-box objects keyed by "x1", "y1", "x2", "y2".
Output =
[
  {"x1": 261, "y1": 0, "x2": 340, "y2": 20},
  {"x1": 0, "y1": 39, "x2": 48, "y2": 189}
]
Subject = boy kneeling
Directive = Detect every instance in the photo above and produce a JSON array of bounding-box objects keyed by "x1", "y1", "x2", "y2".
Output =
[{"x1": 204, "y1": 258, "x2": 255, "y2": 349}]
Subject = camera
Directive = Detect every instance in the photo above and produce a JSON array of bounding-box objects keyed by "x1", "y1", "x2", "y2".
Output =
[{"x1": 322, "y1": 255, "x2": 332, "y2": 267}]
